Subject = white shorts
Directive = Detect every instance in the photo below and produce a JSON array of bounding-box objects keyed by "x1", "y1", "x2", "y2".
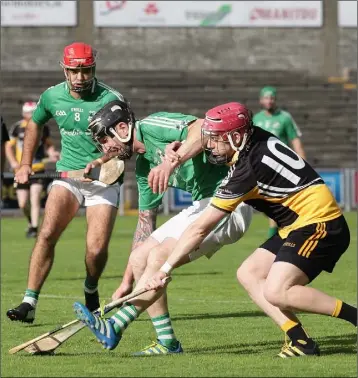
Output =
[
  {"x1": 50, "y1": 179, "x2": 121, "y2": 208},
  {"x1": 151, "y1": 198, "x2": 253, "y2": 261}
]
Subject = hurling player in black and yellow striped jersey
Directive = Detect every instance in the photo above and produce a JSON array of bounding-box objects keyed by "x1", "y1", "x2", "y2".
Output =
[
  {"x1": 5, "y1": 102, "x2": 59, "y2": 238},
  {"x1": 148, "y1": 102, "x2": 356, "y2": 358}
]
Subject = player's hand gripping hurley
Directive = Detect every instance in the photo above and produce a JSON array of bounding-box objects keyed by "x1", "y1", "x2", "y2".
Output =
[{"x1": 6, "y1": 157, "x2": 124, "y2": 187}]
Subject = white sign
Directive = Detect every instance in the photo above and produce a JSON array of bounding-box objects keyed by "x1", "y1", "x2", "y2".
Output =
[
  {"x1": 338, "y1": 1, "x2": 357, "y2": 27},
  {"x1": 94, "y1": 1, "x2": 322, "y2": 27},
  {"x1": 1, "y1": 1, "x2": 77, "y2": 26}
]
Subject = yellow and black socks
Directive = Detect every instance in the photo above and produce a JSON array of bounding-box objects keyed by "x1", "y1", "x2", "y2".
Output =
[
  {"x1": 281, "y1": 320, "x2": 314, "y2": 348},
  {"x1": 151, "y1": 313, "x2": 179, "y2": 348},
  {"x1": 332, "y1": 299, "x2": 357, "y2": 326}
]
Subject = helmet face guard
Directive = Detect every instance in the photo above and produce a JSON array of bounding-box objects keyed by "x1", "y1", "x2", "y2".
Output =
[
  {"x1": 201, "y1": 130, "x2": 233, "y2": 165},
  {"x1": 88, "y1": 101, "x2": 136, "y2": 160},
  {"x1": 62, "y1": 65, "x2": 96, "y2": 93},
  {"x1": 201, "y1": 102, "x2": 253, "y2": 165},
  {"x1": 60, "y1": 42, "x2": 97, "y2": 93}
]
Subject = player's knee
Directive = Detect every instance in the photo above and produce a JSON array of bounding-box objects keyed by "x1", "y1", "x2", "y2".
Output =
[
  {"x1": 18, "y1": 201, "x2": 27, "y2": 209},
  {"x1": 147, "y1": 245, "x2": 169, "y2": 269},
  {"x1": 36, "y1": 228, "x2": 58, "y2": 247},
  {"x1": 236, "y1": 260, "x2": 263, "y2": 289},
  {"x1": 86, "y1": 243, "x2": 108, "y2": 258},
  {"x1": 236, "y1": 264, "x2": 251, "y2": 288},
  {"x1": 129, "y1": 248, "x2": 147, "y2": 272},
  {"x1": 263, "y1": 284, "x2": 288, "y2": 309}
]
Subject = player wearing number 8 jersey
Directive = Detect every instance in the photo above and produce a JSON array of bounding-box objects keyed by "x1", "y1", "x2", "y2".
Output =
[
  {"x1": 144, "y1": 102, "x2": 356, "y2": 358},
  {"x1": 7, "y1": 42, "x2": 127, "y2": 324}
]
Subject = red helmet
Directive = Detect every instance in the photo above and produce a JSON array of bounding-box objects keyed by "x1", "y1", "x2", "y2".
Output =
[
  {"x1": 203, "y1": 102, "x2": 252, "y2": 135},
  {"x1": 61, "y1": 42, "x2": 96, "y2": 68},
  {"x1": 60, "y1": 42, "x2": 97, "y2": 92},
  {"x1": 202, "y1": 102, "x2": 253, "y2": 164}
]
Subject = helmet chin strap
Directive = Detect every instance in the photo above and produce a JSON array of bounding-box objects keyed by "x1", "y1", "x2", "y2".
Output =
[
  {"x1": 109, "y1": 125, "x2": 133, "y2": 144},
  {"x1": 63, "y1": 68, "x2": 95, "y2": 93},
  {"x1": 227, "y1": 132, "x2": 248, "y2": 152}
]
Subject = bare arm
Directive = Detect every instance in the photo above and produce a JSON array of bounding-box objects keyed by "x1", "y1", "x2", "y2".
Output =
[
  {"x1": 148, "y1": 119, "x2": 204, "y2": 193},
  {"x1": 290, "y1": 138, "x2": 306, "y2": 160},
  {"x1": 20, "y1": 119, "x2": 41, "y2": 166},
  {"x1": 167, "y1": 118, "x2": 204, "y2": 168},
  {"x1": 5, "y1": 141, "x2": 19, "y2": 170},
  {"x1": 83, "y1": 150, "x2": 121, "y2": 175}
]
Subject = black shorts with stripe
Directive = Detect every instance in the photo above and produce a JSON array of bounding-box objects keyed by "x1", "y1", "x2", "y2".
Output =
[{"x1": 260, "y1": 215, "x2": 350, "y2": 282}]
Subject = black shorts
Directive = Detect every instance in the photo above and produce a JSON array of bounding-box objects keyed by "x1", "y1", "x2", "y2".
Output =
[
  {"x1": 260, "y1": 215, "x2": 350, "y2": 282},
  {"x1": 16, "y1": 171, "x2": 45, "y2": 190}
]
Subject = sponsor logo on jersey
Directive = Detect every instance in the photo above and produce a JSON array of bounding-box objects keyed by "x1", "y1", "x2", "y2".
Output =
[
  {"x1": 60, "y1": 129, "x2": 92, "y2": 136},
  {"x1": 283, "y1": 242, "x2": 296, "y2": 248}
]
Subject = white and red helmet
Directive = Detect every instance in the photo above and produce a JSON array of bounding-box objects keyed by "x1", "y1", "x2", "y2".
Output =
[
  {"x1": 202, "y1": 102, "x2": 253, "y2": 164},
  {"x1": 60, "y1": 42, "x2": 97, "y2": 92},
  {"x1": 22, "y1": 101, "x2": 37, "y2": 114}
]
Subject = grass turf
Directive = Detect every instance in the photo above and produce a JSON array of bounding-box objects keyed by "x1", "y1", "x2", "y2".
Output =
[{"x1": 1, "y1": 212, "x2": 357, "y2": 377}]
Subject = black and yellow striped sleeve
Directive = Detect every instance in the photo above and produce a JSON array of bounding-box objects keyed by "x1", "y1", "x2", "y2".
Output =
[
  {"x1": 211, "y1": 186, "x2": 258, "y2": 213},
  {"x1": 210, "y1": 159, "x2": 257, "y2": 213}
]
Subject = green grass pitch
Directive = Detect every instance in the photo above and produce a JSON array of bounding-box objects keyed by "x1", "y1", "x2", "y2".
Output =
[{"x1": 1, "y1": 212, "x2": 357, "y2": 377}]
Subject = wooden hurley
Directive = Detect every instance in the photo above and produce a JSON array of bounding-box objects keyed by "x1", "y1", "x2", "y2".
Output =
[
  {"x1": 9, "y1": 277, "x2": 172, "y2": 355},
  {"x1": 4, "y1": 158, "x2": 125, "y2": 186}
]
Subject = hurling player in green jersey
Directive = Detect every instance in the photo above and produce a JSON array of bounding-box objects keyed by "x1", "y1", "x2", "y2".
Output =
[
  {"x1": 7, "y1": 43, "x2": 127, "y2": 324},
  {"x1": 253, "y1": 86, "x2": 306, "y2": 238},
  {"x1": 73, "y1": 100, "x2": 252, "y2": 355}
]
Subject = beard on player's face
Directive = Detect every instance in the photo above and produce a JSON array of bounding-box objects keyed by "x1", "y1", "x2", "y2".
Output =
[
  {"x1": 65, "y1": 67, "x2": 94, "y2": 93},
  {"x1": 101, "y1": 136, "x2": 133, "y2": 160}
]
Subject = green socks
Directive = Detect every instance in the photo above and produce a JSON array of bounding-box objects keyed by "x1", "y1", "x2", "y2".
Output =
[
  {"x1": 111, "y1": 303, "x2": 139, "y2": 335},
  {"x1": 152, "y1": 313, "x2": 179, "y2": 348}
]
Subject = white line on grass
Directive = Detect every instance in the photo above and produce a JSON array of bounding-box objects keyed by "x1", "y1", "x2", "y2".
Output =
[{"x1": 6, "y1": 293, "x2": 253, "y2": 304}]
